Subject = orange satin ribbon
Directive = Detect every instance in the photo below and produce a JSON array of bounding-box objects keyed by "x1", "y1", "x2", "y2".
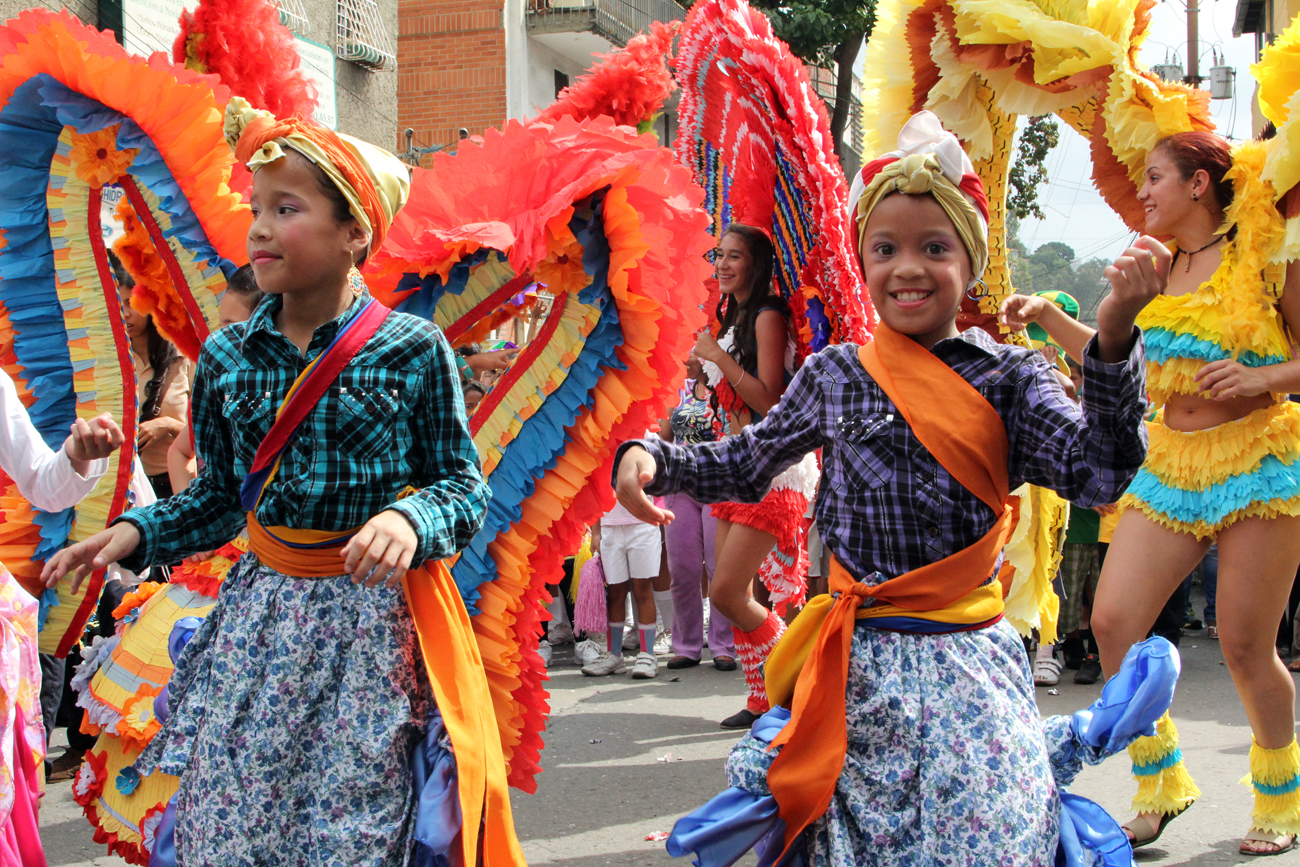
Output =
[
  {"x1": 245, "y1": 515, "x2": 527, "y2": 867},
  {"x1": 234, "y1": 116, "x2": 391, "y2": 252},
  {"x1": 764, "y1": 324, "x2": 1015, "y2": 858}
]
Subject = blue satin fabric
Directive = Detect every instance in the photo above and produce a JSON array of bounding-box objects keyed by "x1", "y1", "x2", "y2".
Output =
[
  {"x1": 666, "y1": 637, "x2": 1179, "y2": 867},
  {"x1": 411, "y1": 708, "x2": 463, "y2": 867}
]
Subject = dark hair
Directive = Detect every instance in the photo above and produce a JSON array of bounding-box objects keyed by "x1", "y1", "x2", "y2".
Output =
[
  {"x1": 462, "y1": 380, "x2": 487, "y2": 397},
  {"x1": 1152, "y1": 131, "x2": 1234, "y2": 216},
  {"x1": 456, "y1": 343, "x2": 482, "y2": 358},
  {"x1": 225, "y1": 264, "x2": 264, "y2": 306},
  {"x1": 284, "y1": 148, "x2": 353, "y2": 224},
  {"x1": 107, "y1": 249, "x2": 180, "y2": 423},
  {"x1": 715, "y1": 224, "x2": 785, "y2": 378}
]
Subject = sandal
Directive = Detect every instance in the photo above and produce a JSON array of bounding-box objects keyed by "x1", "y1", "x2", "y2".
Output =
[
  {"x1": 1288, "y1": 658, "x2": 1300, "y2": 673},
  {"x1": 1241, "y1": 828, "x2": 1297, "y2": 856},
  {"x1": 1207, "y1": 624, "x2": 1218, "y2": 639},
  {"x1": 1033, "y1": 656, "x2": 1062, "y2": 687},
  {"x1": 1123, "y1": 802, "x2": 1194, "y2": 850}
]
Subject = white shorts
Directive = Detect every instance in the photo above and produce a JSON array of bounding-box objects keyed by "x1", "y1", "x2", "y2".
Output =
[{"x1": 600, "y1": 522, "x2": 661, "y2": 585}]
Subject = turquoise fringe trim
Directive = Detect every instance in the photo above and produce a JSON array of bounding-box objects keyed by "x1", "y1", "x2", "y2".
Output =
[
  {"x1": 1133, "y1": 748, "x2": 1184, "y2": 776},
  {"x1": 1126, "y1": 454, "x2": 1300, "y2": 528},
  {"x1": 1144, "y1": 326, "x2": 1287, "y2": 369},
  {"x1": 1254, "y1": 774, "x2": 1300, "y2": 796}
]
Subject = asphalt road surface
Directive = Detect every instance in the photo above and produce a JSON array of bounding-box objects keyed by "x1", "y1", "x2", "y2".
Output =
[{"x1": 39, "y1": 614, "x2": 1292, "y2": 866}]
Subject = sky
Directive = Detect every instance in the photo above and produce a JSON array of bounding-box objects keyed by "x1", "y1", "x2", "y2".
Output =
[{"x1": 1016, "y1": 0, "x2": 1261, "y2": 262}]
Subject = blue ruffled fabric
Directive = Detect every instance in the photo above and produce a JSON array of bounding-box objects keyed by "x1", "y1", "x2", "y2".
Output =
[
  {"x1": 1143, "y1": 327, "x2": 1285, "y2": 369},
  {"x1": 1126, "y1": 454, "x2": 1300, "y2": 528},
  {"x1": 0, "y1": 74, "x2": 241, "y2": 623},
  {"x1": 447, "y1": 189, "x2": 626, "y2": 612},
  {"x1": 393, "y1": 248, "x2": 494, "y2": 321},
  {"x1": 411, "y1": 708, "x2": 462, "y2": 867},
  {"x1": 666, "y1": 638, "x2": 1179, "y2": 867}
]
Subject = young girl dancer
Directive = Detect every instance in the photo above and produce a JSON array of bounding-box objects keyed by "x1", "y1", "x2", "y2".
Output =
[
  {"x1": 43, "y1": 98, "x2": 524, "y2": 866},
  {"x1": 695, "y1": 224, "x2": 818, "y2": 728},
  {"x1": 617, "y1": 111, "x2": 1160, "y2": 864},
  {"x1": 1004, "y1": 130, "x2": 1300, "y2": 855}
]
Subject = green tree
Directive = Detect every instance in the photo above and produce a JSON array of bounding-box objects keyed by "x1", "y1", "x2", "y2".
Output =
[
  {"x1": 1007, "y1": 115, "x2": 1060, "y2": 221},
  {"x1": 683, "y1": 0, "x2": 878, "y2": 159},
  {"x1": 1025, "y1": 241, "x2": 1076, "y2": 294}
]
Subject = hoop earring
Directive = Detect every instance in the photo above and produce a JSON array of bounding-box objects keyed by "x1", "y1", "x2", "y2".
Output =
[{"x1": 966, "y1": 279, "x2": 989, "y2": 301}]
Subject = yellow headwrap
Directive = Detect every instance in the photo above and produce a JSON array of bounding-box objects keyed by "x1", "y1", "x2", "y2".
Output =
[
  {"x1": 223, "y1": 96, "x2": 410, "y2": 254},
  {"x1": 849, "y1": 111, "x2": 990, "y2": 287}
]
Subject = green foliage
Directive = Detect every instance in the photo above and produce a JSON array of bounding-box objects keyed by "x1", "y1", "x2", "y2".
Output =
[
  {"x1": 1007, "y1": 115, "x2": 1060, "y2": 222},
  {"x1": 1010, "y1": 239, "x2": 1109, "y2": 326},
  {"x1": 747, "y1": 0, "x2": 878, "y2": 66}
]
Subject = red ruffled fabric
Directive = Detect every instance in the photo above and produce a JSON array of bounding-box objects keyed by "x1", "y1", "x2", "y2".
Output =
[{"x1": 173, "y1": 0, "x2": 317, "y2": 121}]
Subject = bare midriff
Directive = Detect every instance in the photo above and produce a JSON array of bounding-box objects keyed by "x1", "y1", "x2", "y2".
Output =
[{"x1": 1162, "y1": 390, "x2": 1276, "y2": 432}]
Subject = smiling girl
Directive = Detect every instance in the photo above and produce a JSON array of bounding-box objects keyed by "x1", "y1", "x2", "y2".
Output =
[
  {"x1": 1005, "y1": 130, "x2": 1300, "y2": 856},
  {"x1": 41, "y1": 98, "x2": 523, "y2": 866},
  {"x1": 692, "y1": 225, "x2": 819, "y2": 729},
  {"x1": 619, "y1": 111, "x2": 1160, "y2": 865}
]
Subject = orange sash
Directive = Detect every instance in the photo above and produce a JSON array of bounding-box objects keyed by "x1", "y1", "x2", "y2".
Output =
[
  {"x1": 764, "y1": 324, "x2": 1015, "y2": 857},
  {"x1": 245, "y1": 516, "x2": 526, "y2": 867}
]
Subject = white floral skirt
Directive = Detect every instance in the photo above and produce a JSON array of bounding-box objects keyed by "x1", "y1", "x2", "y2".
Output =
[
  {"x1": 136, "y1": 554, "x2": 433, "y2": 866},
  {"x1": 726, "y1": 619, "x2": 1066, "y2": 866}
]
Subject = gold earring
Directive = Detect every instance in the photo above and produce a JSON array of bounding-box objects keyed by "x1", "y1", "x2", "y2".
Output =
[{"x1": 347, "y1": 266, "x2": 366, "y2": 297}]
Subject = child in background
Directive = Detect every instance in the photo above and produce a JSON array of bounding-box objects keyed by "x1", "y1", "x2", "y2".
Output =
[
  {"x1": 584, "y1": 496, "x2": 661, "y2": 679},
  {"x1": 167, "y1": 264, "x2": 264, "y2": 494}
]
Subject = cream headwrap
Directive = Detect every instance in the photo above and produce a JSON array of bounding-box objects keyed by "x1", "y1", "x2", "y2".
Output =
[
  {"x1": 849, "y1": 111, "x2": 990, "y2": 287},
  {"x1": 223, "y1": 97, "x2": 410, "y2": 254}
]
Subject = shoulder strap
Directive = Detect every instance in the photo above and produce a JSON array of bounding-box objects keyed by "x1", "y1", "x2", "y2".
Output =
[
  {"x1": 858, "y1": 325, "x2": 1009, "y2": 512},
  {"x1": 240, "y1": 298, "x2": 391, "y2": 512}
]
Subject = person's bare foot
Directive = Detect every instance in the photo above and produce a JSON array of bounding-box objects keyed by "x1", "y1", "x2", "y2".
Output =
[{"x1": 1240, "y1": 828, "x2": 1296, "y2": 856}]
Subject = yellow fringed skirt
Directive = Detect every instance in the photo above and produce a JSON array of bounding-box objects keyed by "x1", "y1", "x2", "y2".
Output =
[{"x1": 1120, "y1": 401, "x2": 1300, "y2": 540}]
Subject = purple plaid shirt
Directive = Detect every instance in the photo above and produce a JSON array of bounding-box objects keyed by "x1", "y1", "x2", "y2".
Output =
[{"x1": 618, "y1": 328, "x2": 1148, "y2": 584}]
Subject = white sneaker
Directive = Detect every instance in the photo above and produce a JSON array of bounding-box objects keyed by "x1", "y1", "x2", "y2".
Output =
[
  {"x1": 548, "y1": 623, "x2": 575, "y2": 646},
  {"x1": 538, "y1": 639, "x2": 553, "y2": 668},
  {"x1": 653, "y1": 629, "x2": 672, "y2": 656},
  {"x1": 573, "y1": 638, "x2": 603, "y2": 667},
  {"x1": 582, "y1": 650, "x2": 625, "y2": 677},
  {"x1": 622, "y1": 627, "x2": 638, "y2": 652},
  {"x1": 630, "y1": 651, "x2": 658, "y2": 679}
]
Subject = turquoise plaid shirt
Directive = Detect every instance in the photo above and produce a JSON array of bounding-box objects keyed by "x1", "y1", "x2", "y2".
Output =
[{"x1": 116, "y1": 292, "x2": 488, "y2": 570}]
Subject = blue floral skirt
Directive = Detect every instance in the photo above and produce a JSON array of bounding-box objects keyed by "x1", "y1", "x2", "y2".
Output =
[
  {"x1": 726, "y1": 619, "x2": 1062, "y2": 866},
  {"x1": 136, "y1": 554, "x2": 433, "y2": 867}
]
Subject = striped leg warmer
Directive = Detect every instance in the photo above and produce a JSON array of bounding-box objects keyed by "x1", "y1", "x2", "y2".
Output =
[
  {"x1": 734, "y1": 608, "x2": 786, "y2": 714},
  {"x1": 1129, "y1": 711, "x2": 1200, "y2": 815},
  {"x1": 1247, "y1": 735, "x2": 1300, "y2": 836}
]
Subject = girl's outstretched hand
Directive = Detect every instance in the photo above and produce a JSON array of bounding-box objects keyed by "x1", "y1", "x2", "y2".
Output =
[
  {"x1": 41, "y1": 522, "x2": 141, "y2": 593},
  {"x1": 64, "y1": 413, "x2": 125, "y2": 475},
  {"x1": 342, "y1": 510, "x2": 417, "y2": 588},
  {"x1": 1096, "y1": 235, "x2": 1171, "y2": 362},
  {"x1": 614, "y1": 446, "x2": 674, "y2": 526},
  {"x1": 999, "y1": 294, "x2": 1049, "y2": 331}
]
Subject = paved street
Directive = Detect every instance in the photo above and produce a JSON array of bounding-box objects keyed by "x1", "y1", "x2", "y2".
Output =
[{"x1": 39, "y1": 613, "x2": 1297, "y2": 866}]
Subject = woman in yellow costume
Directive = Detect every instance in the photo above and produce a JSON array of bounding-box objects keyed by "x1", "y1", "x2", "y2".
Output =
[{"x1": 1006, "y1": 128, "x2": 1300, "y2": 855}]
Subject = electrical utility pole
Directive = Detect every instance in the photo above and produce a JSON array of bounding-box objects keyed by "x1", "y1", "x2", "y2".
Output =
[{"x1": 1187, "y1": 0, "x2": 1203, "y2": 86}]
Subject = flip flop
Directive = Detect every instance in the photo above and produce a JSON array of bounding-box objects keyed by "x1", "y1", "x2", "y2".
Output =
[
  {"x1": 1240, "y1": 828, "x2": 1297, "y2": 856},
  {"x1": 1123, "y1": 802, "x2": 1194, "y2": 850},
  {"x1": 1288, "y1": 658, "x2": 1300, "y2": 672}
]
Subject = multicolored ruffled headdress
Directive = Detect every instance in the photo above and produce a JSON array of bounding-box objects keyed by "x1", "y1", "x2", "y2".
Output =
[
  {"x1": 223, "y1": 96, "x2": 410, "y2": 254},
  {"x1": 849, "y1": 111, "x2": 990, "y2": 287}
]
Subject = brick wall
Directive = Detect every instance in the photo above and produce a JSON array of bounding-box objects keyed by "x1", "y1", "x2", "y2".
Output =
[{"x1": 398, "y1": 0, "x2": 506, "y2": 164}]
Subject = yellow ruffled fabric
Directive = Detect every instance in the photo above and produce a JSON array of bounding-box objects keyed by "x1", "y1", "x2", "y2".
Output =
[
  {"x1": 1246, "y1": 736, "x2": 1300, "y2": 837},
  {"x1": 1129, "y1": 711, "x2": 1201, "y2": 815},
  {"x1": 999, "y1": 485, "x2": 1067, "y2": 644},
  {"x1": 1255, "y1": 14, "x2": 1300, "y2": 250},
  {"x1": 1141, "y1": 403, "x2": 1300, "y2": 491},
  {"x1": 42, "y1": 128, "x2": 134, "y2": 655}
]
